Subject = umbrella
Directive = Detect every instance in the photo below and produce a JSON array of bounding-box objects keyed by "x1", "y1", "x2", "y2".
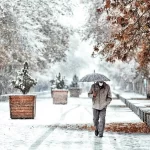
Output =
[
  {"x1": 79, "y1": 70, "x2": 110, "y2": 82},
  {"x1": 79, "y1": 71, "x2": 110, "y2": 97}
]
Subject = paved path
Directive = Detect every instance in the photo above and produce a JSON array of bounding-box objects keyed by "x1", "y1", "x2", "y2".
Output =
[
  {"x1": 0, "y1": 93, "x2": 150, "y2": 150},
  {"x1": 0, "y1": 94, "x2": 142, "y2": 126},
  {"x1": 0, "y1": 126, "x2": 150, "y2": 150}
]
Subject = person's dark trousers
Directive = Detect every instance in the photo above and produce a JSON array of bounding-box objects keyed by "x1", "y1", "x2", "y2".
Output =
[{"x1": 93, "y1": 108, "x2": 106, "y2": 136}]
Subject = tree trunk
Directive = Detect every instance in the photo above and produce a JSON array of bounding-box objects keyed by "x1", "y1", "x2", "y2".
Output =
[
  {"x1": 128, "y1": 82, "x2": 133, "y2": 91},
  {"x1": 133, "y1": 82, "x2": 138, "y2": 93},
  {"x1": 147, "y1": 78, "x2": 150, "y2": 99},
  {"x1": 138, "y1": 79, "x2": 143, "y2": 95},
  {"x1": 0, "y1": 83, "x2": 2, "y2": 95}
]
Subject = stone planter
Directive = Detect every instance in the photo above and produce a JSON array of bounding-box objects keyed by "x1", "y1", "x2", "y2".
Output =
[
  {"x1": 69, "y1": 88, "x2": 81, "y2": 97},
  {"x1": 9, "y1": 95, "x2": 36, "y2": 119},
  {"x1": 52, "y1": 89, "x2": 68, "y2": 104}
]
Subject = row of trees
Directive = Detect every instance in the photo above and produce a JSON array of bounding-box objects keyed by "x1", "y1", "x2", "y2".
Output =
[
  {"x1": 82, "y1": 0, "x2": 150, "y2": 98},
  {"x1": 0, "y1": 0, "x2": 75, "y2": 94},
  {"x1": 97, "y1": 60, "x2": 146, "y2": 95},
  {"x1": 0, "y1": 0, "x2": 75, "y2": 69}
]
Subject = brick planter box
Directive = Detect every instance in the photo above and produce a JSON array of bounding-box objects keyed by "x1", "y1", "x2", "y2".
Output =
[
  {"x1": 69, "y1": 88, "x2": 81, "y2": 97},
  {"x1": 52, "y1": 89, "x2": 68, "y2": 104},
  {"x1": 9, "y1": 95, "x2": 36, "y2": 119}
]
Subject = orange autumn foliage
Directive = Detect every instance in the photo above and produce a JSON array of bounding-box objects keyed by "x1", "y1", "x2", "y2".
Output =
[
  {"x1": 105, "y1": 0, "x2": 111, "y2": 9},
  {"x1": 79, "y1": 123, "x2": 150, "y2": 133},
  {"x1": 92, "y1": 0, "x2": 150, "y2": 76}
]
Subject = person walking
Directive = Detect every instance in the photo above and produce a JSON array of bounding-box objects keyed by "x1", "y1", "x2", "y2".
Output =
[{"x1": 88, "y1": 81, "x2": 112, "y2": 137}]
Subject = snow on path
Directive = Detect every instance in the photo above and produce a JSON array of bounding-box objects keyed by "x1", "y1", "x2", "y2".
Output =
[{"x1": 0, "y1": 93, "x2": 149, "y2": 150}]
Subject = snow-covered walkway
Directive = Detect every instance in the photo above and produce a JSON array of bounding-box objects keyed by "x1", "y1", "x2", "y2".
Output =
[
  {"x1": 0, "y1": 93, "x2": 142, "y2": 126},
  {"x1": 1, "y1": 127, "x2": 150, "y2": 150},
  {"x1": 0, "y1": 92, "x2": 150, "y2": 150}
]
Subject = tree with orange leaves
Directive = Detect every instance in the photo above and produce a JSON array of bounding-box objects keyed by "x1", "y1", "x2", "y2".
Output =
[
  {"x1": 94, "y1": 0, "x2": 150, "y2": 71},
  {"x1": 82, "y1": 0, "x2": 150, "y2": 98}
]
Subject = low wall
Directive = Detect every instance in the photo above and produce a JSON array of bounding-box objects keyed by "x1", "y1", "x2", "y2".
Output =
[{"x1": 113, "y1": 91, "x2": 150, "y2": 126}]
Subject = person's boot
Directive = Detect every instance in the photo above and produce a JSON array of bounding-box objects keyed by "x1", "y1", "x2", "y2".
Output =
[
  {"x1": 98, "y1": 133, "x2": 103, "y2": 138},
  {"x1": 95, "y1": 129, "x2": 99, "y2": 136}
]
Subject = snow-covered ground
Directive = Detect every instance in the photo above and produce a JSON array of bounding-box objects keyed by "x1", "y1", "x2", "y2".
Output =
[
  {"x1": 0, "y1": 92, "x2": 150, "y2": 150},
  {"x1": 0, "y1": 92, "x2": 142, "y2": 126},
  {"x1": 113, "y1": 90, "x2": 147, "y2": 99},
  {"x1": 1, "y1": 127, "x2": 150, "y2": 150}
]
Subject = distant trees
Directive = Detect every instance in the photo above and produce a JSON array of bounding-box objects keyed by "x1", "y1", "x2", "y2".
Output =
[
  {"x1": 98, "y1": 59, "x2": 146, "y2": 94},
  {"x1": 70, "y1": 74, "x2": 79, "y2": 88},
  {"x1": 49, "y1": 33, "x2": 88, "y2": 80}
]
